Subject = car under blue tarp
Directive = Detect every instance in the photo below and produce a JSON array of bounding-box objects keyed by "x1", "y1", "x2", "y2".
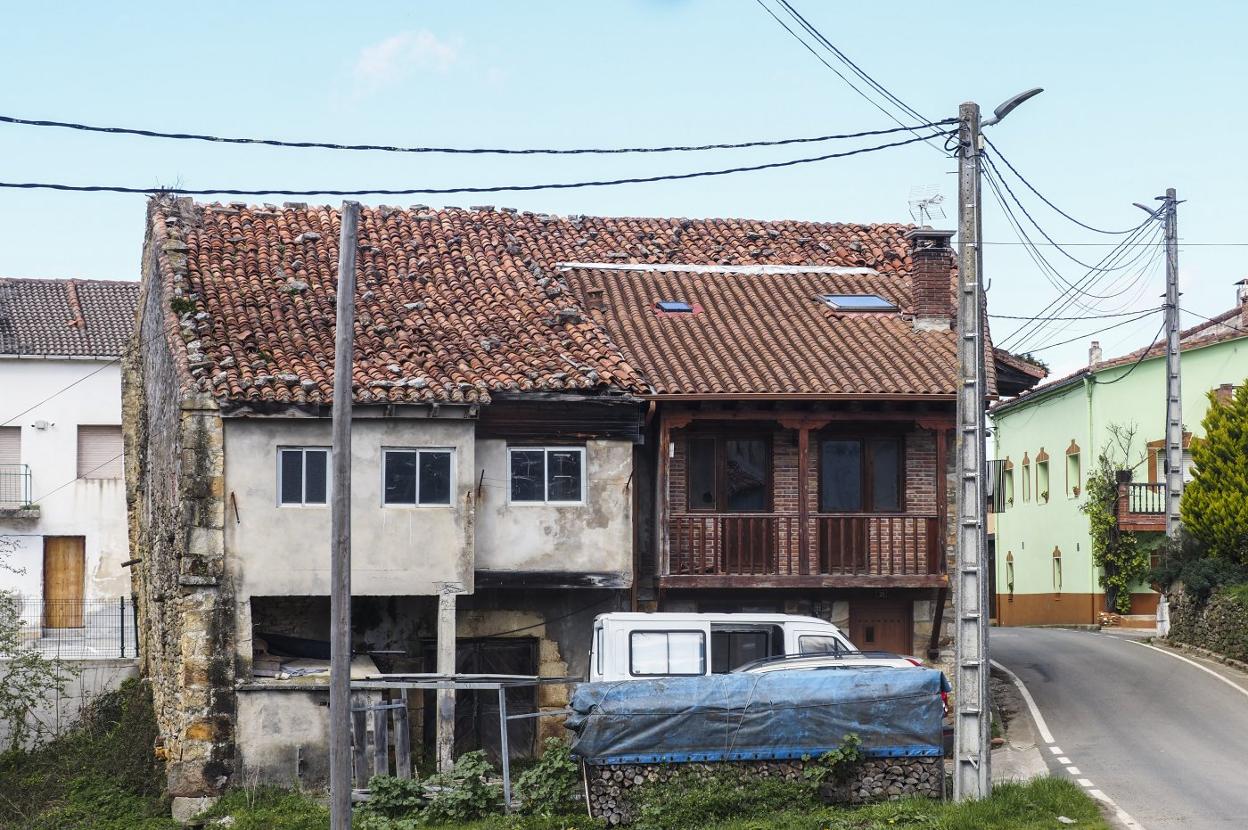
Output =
[{"x1": 565, "y1": 667, "x2": 949, "y2": 765}]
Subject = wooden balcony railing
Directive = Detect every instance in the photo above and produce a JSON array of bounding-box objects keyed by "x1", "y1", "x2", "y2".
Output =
[{"x1": 666, "y1": 512, "x2": 943, "y2": 584}]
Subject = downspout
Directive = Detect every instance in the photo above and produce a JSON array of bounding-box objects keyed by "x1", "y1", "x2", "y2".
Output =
[{"x1": 1085, "y1": 375, "x2": 1097, "y2": 621}]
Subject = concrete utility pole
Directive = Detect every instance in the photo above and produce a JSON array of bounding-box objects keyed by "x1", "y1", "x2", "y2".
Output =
[
  {"x1": 953, "y1": 100, "x2": 991, "y2": 801},
  {"x1": 330, "y1": 201, "x2": 361, "y2": 830},
  {"x1": 1161, "y1": 188, "x2": 1184, "y2": 537}
]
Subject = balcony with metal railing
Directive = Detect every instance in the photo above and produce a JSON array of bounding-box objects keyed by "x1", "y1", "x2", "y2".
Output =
[{"x1": 0, "y1": 463, "x2": 38, "y2": 518}]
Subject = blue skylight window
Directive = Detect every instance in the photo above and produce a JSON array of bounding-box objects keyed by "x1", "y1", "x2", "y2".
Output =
[
  {"x1": 820, "y1": 294, "x2": 897, "y2": 311},
  {"x1": 655, "y1": 301, "x2": 694, "y2": 313}
]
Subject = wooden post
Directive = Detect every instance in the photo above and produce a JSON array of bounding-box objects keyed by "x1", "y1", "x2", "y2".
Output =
[
  {"x1": 330, "y1": 201, "x2": 360, "y2": 829},
  {"x1": 435, "y1": 586, "x2": 457, "y2": 772},
  {"x1": 372, "y1": 699, "x2": 390, "y2": 778},
  {"x1": 797, "y1": 425, "x2": 809, "y2": 576},
  {"x1": 394, "y1": 691, "x2": 412, "y2": 780},
  {"x1": 350, "y1": 692, "x2": 369, "y2": 786},
  {"x1": 934, "y1": 426, "x2": 948, "y2": 574}
]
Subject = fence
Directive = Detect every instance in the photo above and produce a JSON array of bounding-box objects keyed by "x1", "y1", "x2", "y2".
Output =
[
  {"x1": 9, "y1": 596, "x2": 139, "y2": 659},
  {"x1": 0, "y1": 463, "x2": 32, "y2": 506}
]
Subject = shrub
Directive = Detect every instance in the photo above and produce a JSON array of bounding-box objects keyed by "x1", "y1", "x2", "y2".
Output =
[
  {"x1": 362, "y1": 774, "x2": 427, "y2": 819},
  {"x1": 629, "y1": 767, "x2": 819, "y2": 830},
  {"x1": 1182, "y1": 382, "x2": 1248, "y2": 563},
  {"x1": 515, "y1": 738, "x2": 580, "y2": 816},
  {"x1": 420, "y1": 750, "x2": 501, "y2": 825},
  {"x1": 801, "y1": 734, "x2": 862, "y2": 787}
]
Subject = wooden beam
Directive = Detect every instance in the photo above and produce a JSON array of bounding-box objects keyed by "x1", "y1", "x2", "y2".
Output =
[
  {"x1": 657, "y1": 414, "x2": 673, "y2": 582},
  {"x1": 658, "y1": 574, "x2": 948, "y2": 589},
  {"x1": 797, "y1": 425, "x2": 810, "y2": 576}
]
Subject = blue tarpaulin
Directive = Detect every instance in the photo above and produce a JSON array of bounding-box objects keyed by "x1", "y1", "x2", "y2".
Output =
[{"x1": 566, "y1": 668, "x2": 949, "y2": 764}]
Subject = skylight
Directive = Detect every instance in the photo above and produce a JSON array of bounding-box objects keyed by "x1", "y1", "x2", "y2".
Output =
[
  {"x1": 655, "y1": 301, "x2": 694, "y2": 313},
  {"x1": 820, "y1": 294, "x2": 897, "y2": 312}
]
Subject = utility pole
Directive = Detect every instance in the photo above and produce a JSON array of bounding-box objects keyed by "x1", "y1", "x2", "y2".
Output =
[
  {"x1": 954, "y1": 100, "x2": 991, "y2": 801},
  {"x1": 1161, "y1": 188, "x2": 1183, "y2": 537},
  {"x1": 330, "y1": 200, "x2": 360, "y2": 830}
]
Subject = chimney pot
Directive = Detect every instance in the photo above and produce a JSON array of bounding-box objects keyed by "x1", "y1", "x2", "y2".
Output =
[
  {"x1": 1089, "y1": 340, "x2": 1102, "y2": 367},
  {"x1": 904, "y1": 227, "x2": 956, "y2": 331},
  {"x1": 585, "y1": 286, "x2": 605, "y2": 311}
]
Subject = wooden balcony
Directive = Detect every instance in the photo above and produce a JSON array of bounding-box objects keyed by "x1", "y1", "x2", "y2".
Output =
[
  {"x1": 1117, "y1": 482, "x2": 1166, "y2": 532},
  {"x1": 662, "y1": 512, "x2": 945, "y2": 588}
]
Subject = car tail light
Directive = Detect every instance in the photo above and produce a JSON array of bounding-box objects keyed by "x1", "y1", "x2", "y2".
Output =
[
  {"x1": 904, "y1": 657, "x2": 923, "y2": 667},
  {"x1": 941, "y1": 690, "x2": 949, "y2": 715}
]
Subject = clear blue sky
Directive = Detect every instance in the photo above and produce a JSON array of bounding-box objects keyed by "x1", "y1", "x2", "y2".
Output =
[{"x1": 1, "y1": 0, "x2": 1244, "y2": 377}]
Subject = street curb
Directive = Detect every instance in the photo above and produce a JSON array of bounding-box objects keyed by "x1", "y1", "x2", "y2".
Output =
[{"x1": 1159, "y1": 638, "x2": 1248, "y2": 676}]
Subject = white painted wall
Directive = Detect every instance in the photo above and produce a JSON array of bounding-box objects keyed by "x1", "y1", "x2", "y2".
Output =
[
  {"x1": 223, "y1": 417, "x2": 476, "y2": 599},
  {"x1": 0, "y1": 357, "x2": 131, "y2": 603},
  {"x1": 474, "y1": 439, "x2": 633, "y2": 577}
]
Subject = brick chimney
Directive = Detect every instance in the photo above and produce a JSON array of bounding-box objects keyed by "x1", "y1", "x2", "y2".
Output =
[
  {"x1": 1089, "y1": 340, "x2": 1102, "y2": 367},
  {"x1": 1216, "y1": 383, "x2": 1236, "y2": 405},
  {"x1": 905, "y1": 227, "x2": 956, "y2": 331},
  {"x1": 1237, "y1": 278, "x2": 1248, "y2": 327}
]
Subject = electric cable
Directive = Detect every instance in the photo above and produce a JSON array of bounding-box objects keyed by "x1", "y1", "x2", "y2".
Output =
[
  {"x1": 1022, "y1": 308, "x2": 1162, "y2": 353},
  {"x1": 1091, "y1": 319, "x2": 1168, "y2": 385}
]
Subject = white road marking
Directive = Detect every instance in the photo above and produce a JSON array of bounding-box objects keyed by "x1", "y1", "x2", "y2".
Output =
[
  {"x1": 994, "y1": 654, "x2": 1148, "y2": 830},
  {"x1": 1126, "y1": 640, "x2": 1248, "y2": 699},
  {"x1": 1057, "y1": 756, "x2": 1071, "y2": 764}
]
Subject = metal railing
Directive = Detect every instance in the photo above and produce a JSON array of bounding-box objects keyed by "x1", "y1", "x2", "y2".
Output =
[
  {"x1": 0, "y1": 463, "x2": 32, "y2": 507},
  {"x1": 1126, "y1": 482, "x2": 1166, "y2": 515},
  {"x1": 8, "y1": 596, "x2": 139, "y2": 659}
]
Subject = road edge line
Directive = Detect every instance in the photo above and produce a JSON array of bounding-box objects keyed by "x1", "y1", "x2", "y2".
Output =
[
  {"x1": 1125, "y1": 639, "x2": 1248, "y2": 699},
  {"x1": 989, "y1": 659, "x2": 1055, "y2": 744},
  {"x1": 990, "y1": 659, "x2": 1147, "y2": 830}
]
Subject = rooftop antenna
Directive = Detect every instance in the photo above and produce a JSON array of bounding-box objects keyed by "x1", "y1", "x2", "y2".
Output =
[{"x1": 908, "y1": 184, "x2": 946, "y2": 225}]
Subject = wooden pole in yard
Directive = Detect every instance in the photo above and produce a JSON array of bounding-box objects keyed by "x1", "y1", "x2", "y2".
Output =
[{"x1": 330, "y1": 200, "x2": 360, "y2": 830}]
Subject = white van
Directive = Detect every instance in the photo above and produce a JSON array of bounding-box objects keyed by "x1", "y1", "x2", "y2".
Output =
[{"x1": 588, "y1": 612, "x2": 856, "y2": 683}]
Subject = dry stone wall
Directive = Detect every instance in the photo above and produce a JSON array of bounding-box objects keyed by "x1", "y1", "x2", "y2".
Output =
[{"x1": 585, "y1": 757, "x2": 944, "y2": 825}]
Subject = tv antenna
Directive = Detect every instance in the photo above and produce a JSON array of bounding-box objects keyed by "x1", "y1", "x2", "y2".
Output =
[{"x1": 908, "y1": 184, "x2": 946, "y2": 224}]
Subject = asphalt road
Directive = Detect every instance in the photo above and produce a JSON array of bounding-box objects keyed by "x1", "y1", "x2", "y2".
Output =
[{"x1": 993, "y1": 627, "x2": 1248, "y2": 829}]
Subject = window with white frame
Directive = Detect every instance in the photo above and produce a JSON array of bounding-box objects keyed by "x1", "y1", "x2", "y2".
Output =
[
  {"x1": 508, "y1": 446, "x2": 585, "y2": 503},
  {"x1": 383, "y1": 449, "x2": 454, "y2": 506},
  {"x1": 278, "y1": 447, "x2": 329, "y2": 505},
  {"x1": 629, "y1": 630, "x2": 706, "y2": 676}
]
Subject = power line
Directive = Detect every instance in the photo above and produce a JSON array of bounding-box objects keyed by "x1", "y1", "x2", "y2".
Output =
[
  {"x1": 990, "y1": 308, "x2": 1161, "y2": 322},
  {"x1": 30, "y1": 451, "x2": 124, "y2": 503},
  {"x1": 0, "y1": 128, "x2": 952, "y2": 197},
  {"x1": 0, "y1": 112, "x2": 949, "y2": 155},
  {"x1": 1181, "y1": 307, "x2": 1248, "y2": 336},
  {"x1": 983, "y1": 241, "x2": 1248, "y2": 247},
  {"x1": 1023, "y1": 308, "x2": 1162, "y2": 353},
  {"x1": 1091, "y1": 320, "x2": 1167, "y2": 386},
  {"x1": 982, "y1": 135, "x2": 1143, "y2": 235},
  {"x1": 0, "y1": 356, "x2": 120, "y2": 426}
]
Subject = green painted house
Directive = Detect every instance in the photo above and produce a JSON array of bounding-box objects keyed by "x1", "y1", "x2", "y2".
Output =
[{"x1": 990, "y1": 285, "x2": 1248, "y2": 625}]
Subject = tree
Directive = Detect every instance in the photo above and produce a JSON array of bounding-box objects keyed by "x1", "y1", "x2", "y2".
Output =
[
  {"x1": 0, "y1": 535, "x2": 75, "y2": 749},
  {"x1": 1082, "y1": 424, "x2": 1151, "y2": 613},
  {"x1": 1182, "y1": 382, "x2": 1248, "y2": 563}
]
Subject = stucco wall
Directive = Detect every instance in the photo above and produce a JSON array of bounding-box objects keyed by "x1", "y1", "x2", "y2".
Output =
[
  {"x1": 473, "y1": 439, "x2": 632, "y2": 578},
  {"x1": 235, "y1": 689, "x2": 330, "y2": 788},
  {"x1": 223, "y1": 417, "x2": 475, "y2": 599},
  {"x1": 0, "y1": 358, "x2": 131, "y2": 603},
  {"x1": 0, "y1": 658, "x2": 139, "y2": 748}
]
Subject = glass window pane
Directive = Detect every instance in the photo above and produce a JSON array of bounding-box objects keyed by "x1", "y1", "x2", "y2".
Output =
[
  {"x1": 820, "y1": 440, "x2": 862, "y2": 512},
  {"x1": 418, "y1": 451, "x2": 452, "y2": 505},
  {"x1": 711, "y1": 630, "x2": 770, "y2": 673},
  {"x1": 630, "y1": 631, "x2": 705, "y2": 676},
  {"x1": 280, "y1": 450, "x2": 303, "y2": 504},
  {"x1": 799, "y1": 635, "x2": 843, "y2": 655},
  {"x1": 666, "y1": 632, "x2": 706, "y2": 674},
  {"x1": 384, "y1": 451, "x2": 417, "y2": 505},
  {"x1": 510, "y1": 450, "x2": 545, "y2": 501},
  {"x1": 305, "y1": 450, "x2": 328, "y2": 504},
  {"x1": 868, "y1": 439, "x2": 901, "y2": 511},
  {"x1": 724, "y1": 439, "x2": 767, "y2": 511},
  {"x1": 547, "y1": 450, "x2": 583, "y2": 502},
  {"x1": 688, "y1": 438, "x2": 716, "y2": 511}
]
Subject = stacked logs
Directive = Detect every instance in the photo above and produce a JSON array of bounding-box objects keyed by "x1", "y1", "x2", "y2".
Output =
[{"x1": 585, "y1": 758, "x2": 943, "y2": 825}]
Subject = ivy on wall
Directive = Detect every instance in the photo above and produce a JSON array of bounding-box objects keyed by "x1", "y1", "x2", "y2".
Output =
[{"x1": 1081, "y1": 424, "x2": 1150, "y2": 613}]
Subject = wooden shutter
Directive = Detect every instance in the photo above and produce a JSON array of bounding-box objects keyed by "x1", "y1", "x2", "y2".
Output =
[
  {"x1": 0, "y1": 427, "x2": 18, "y2": 465},
  {"x1": 77, "y1": 425, "x2": 124, "y2": 479}
]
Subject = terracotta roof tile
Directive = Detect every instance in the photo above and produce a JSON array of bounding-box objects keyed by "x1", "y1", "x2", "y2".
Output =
[{"x1": 0, "y1": 277, "x2": 138, "y2": 357}]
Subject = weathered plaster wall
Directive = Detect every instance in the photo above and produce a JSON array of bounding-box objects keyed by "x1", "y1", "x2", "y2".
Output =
[
  {"x1": 473, "y1": 439, "x2": 632, "y2": 578},
  {"x1": 223, "y1": 417, "x2": 475, "y2": 599},
  {"x1": 0, "y1": 658, "x2": 139, "y2": 748},
  {"x1": 234, "y1": 689, "x2": 330, "y2": 788},
  {"x1": 0, "y1": 358, "x2": 131, "y2": 603}
]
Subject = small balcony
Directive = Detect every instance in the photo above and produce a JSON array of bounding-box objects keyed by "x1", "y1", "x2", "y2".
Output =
[
  {"x1": 663, "y1": 511, "x2": 945, "y2": 588},
  {"x1": 0, "y1": 463, "x2": 38, "y2": 519},
  {"x1": 1117, "y1": 481, "x2": 1166, "y2": 532}
]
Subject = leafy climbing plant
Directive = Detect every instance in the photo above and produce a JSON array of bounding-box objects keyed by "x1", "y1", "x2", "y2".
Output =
[
  {"x1": 515, "y1": 738, "x2": 580, "y2": 815},
  {"x1": 1081, "y1": 424, "x2": 1150, "y2": 613}
]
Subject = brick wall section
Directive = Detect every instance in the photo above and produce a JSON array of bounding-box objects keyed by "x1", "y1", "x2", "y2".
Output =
[
  {"x1": 906, "y1": 228, "x2": 955, "y2": 327},
  {"x1": 125, "y1": 200, "x2": 236, "y2": 798}
]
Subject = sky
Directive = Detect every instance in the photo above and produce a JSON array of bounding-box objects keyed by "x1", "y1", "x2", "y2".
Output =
[{"x1": 1, "y1": 0, "x2": 1245, "y2": 378}]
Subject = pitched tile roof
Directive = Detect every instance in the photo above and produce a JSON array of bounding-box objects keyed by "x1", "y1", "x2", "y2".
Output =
[
  {"x1": 148, "y1": 199, "x2": 1009, "y2": 405},
  {"x1": 564, "y1": 265, "x2": 960, "y2": 396},
  {"x1": 0, "y1": 277, "x2": 138, "y2": 357}
]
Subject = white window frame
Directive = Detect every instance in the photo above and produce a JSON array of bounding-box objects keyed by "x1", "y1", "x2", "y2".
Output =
[
  {"x1": 381, "y1": 447, "x2": 456, "y2": 507},
  {"x1": 507, "y1": 446, "x2": 587, "y2": 506},
  {"x1": 277, "y1": 446, "x2": 330, "y2": 507}
]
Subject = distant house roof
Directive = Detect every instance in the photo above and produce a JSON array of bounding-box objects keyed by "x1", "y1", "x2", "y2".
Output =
[
  {"x1": 991, "y1": 301, "x2": 1247, "y2": 415},
  {"x1": 145, "y1": 199, "x2": 1036, "y2": 407},
  {"x1": 0, "y1": 277, "x2": 138, "y2": 357}
]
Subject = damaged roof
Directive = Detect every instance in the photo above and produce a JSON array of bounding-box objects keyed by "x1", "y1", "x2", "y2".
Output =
[
  {"x1": 0, "y1": 277, "x2": 138, "y2": 357},
  {"x1": 147, "y1": 199, "x2": 1027, "y2": 406}
]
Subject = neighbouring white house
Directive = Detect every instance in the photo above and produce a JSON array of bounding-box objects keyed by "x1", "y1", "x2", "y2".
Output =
[{"x1": 0, "y1": 276, "x2": 140, "y2": 661}]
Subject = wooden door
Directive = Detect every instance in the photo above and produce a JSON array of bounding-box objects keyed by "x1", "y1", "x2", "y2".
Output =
[
  {"x1": 43, "y1": 536, "x2": 85, "y2": 628},
  {"x1": 849, "y1": 597, "x2": 913, "y2": 655}
]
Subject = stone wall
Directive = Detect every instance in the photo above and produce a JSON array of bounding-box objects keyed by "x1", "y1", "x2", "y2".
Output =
[
  {"x1": 125, "y1": 198, "x2": 236, "y2": 799},
  {"x1": 585, "y1": 757, "x2": 944, "y2": 825},
  {"x1": 1168, "y1": 585, "x2": 1248, "y2": 663}
]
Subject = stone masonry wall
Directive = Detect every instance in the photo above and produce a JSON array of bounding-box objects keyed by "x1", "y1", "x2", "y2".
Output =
[
  {"x1": 586, "y1": 757, "x2": 944, "y2": 825},
  {"x1": 125, "y1": 198, "x2": 236, "y2": 798}
]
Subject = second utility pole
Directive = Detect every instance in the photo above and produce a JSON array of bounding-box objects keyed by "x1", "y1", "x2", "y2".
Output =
[
  {"x1": 1161, "y1": 188, "x2": 1183, "y2": 537},
  {"x1": 954, "y1": 100, "x2": 991, "y2": 801}
]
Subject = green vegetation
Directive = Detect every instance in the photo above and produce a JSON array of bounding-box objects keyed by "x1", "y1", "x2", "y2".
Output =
[
  {"x1": 514, "y1": 739, "x2": 581, "y2": 815},
  {"x1": 1082, "y1": 424, "x2": 1149, "y2": 613},
  {"x1": 1181, "y1": 382, "x2": 1248, "y2": 563},
  {"x1": 0, "y1": 679, "x2": 172, "y2": 830}
]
